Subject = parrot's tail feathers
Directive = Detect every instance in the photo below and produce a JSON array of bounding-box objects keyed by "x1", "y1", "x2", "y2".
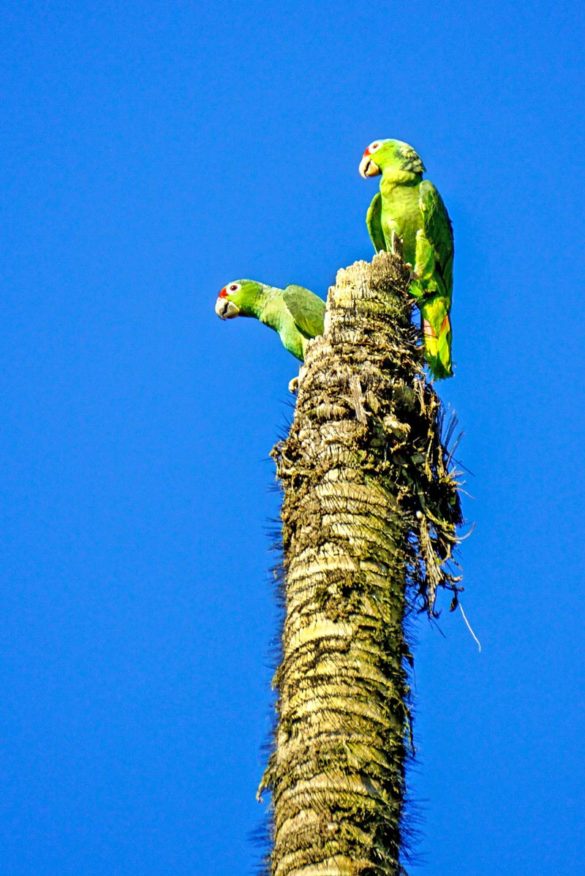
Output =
[
  {"x1": 423, "y1": 318, "x2": 434, "y2": 338},
  {"x1": 423, "y1": 312, "x2": 453, "y2": 379}
]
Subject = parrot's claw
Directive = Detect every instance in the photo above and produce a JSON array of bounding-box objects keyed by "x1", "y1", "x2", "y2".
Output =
[{"x1": 288, "y1": 376, "x2": 299, "y2": 394}]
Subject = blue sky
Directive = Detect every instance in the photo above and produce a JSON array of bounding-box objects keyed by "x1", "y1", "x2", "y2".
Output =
[{"x1": 2, "y1": 1, "x2": 584, "y2": 873}]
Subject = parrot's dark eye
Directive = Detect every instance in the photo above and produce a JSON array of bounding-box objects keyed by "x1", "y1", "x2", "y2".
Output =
[
  {"x1": 369, "y1": 141, "x2": 382, "y2": 152},
  {"x1": 229, "y1": 283, "x2": 240, "y2": 292}
]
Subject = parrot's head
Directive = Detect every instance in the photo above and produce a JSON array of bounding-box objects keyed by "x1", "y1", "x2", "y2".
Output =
[
  {"x1": 215, "y1": 280, "x2": 264, "y2": 319},
  {"x1": 359, "y1": 139, "x2": 425, "y2": 179}
]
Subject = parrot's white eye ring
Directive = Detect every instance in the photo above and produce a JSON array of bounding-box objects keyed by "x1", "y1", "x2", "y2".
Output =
[
  {"x1": 368, "y1": 141, "x2": 382, "y2": 152},
  {"x1": 228, "y1": 283, "x2": 240, "y2": 293}
]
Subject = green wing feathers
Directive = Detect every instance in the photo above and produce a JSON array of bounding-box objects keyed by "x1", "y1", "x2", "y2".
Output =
[
  {"x1": 366, "y1": 193, "x2": 386, "y2": 253},
  {"x1": 416, "y1": 180, "x2": 454, "y2": 378},
  {"x1": 283, "y1": 285, "x2": 326, "y2": 338},
  {"x1": 417, "y1": 180, "x2": 454, "y2": 303}
]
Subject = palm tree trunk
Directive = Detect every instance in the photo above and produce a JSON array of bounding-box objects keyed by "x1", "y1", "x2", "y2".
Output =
[{"x1": 260, "y1": 252, "x2": 462, "y2": 875}]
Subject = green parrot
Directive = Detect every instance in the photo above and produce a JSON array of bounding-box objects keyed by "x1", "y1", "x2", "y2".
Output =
[
  {"x1": 214, "y1": 280, "x2": 325, "y2": 361},
  {"x1": 359, "y1": 138, "x2": 454, "y2": 379}
]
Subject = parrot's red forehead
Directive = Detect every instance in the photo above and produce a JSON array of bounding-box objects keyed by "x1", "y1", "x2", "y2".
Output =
[
  {"x1": 218, "y1": 282, "x2": 241, "y2": 298},
  {"x1": 364, "y1": 140, "x2": 382, "y2": 157}
]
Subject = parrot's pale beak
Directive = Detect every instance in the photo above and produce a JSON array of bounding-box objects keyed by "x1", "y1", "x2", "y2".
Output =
[
  {"x1": 359, "y1": 155, "x2": 381, "y2": 178},
  {"x1": 215, "y1": 297, "x2": 240, "y2": 319}
]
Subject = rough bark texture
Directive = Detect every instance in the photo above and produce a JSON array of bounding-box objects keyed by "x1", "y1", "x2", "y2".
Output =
[{"x1": 261, "y1": 252, "x2": 462, "y2": 876}]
